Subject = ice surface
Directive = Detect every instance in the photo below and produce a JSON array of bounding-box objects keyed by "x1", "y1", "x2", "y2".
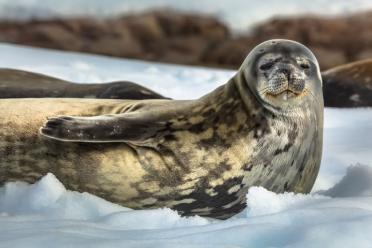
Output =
[
  {"x1": 0, "y1": 44, "x2": 372, "y2": 247},
  {"x1": 0, "y1": 43, "x2": 232, "y2": 100},
  {"x1": 1, "y1": 173, "x2": 372, "y2": 248},
  {"x1": 321, "y1": 164, "x2": 372, "y2": 197}
]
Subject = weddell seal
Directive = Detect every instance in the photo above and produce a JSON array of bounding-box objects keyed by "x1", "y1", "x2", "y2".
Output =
[
  {"x1": 0, "y1": 69, "x2": 167, "y2": 100},
  {"x1": 0, "y1": 39, "x2": 323, "y2": 219},
  {"x1": 322, "y1": 59, "x2": 372, "y2": 107}
]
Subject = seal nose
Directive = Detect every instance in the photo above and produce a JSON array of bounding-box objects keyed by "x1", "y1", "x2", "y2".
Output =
[
  {"x1": 277, "y1": 64, "x2": 293, "y2": 81},
  {"x1": 289, "y1": 76, "x2": 305, "y2": 93},
  {"x1": 267, "y1": 62, "x2": 304, "y2": 96}
]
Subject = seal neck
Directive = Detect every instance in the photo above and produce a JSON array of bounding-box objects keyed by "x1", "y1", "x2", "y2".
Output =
[
  {"x1": 196, "y1": 71, "x2": 263, "y2": 112},
  {"x1": 230, "y1": 71, "x2": 264, "y2": 115}
]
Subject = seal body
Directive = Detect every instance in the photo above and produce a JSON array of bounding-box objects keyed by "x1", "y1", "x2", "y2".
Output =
[
  {"x1": 0, "y1": 40, "x2": 323, "y2": 219},
  {"x1": 322, "y1": 59, "x2": 372, "y2": 107},
  {"x1": 0, "y1": 69, "x2": 167, "y2": 100}
]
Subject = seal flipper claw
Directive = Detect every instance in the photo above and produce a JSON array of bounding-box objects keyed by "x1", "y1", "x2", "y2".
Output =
[{"x1": 40, "y1": 115, "x2": 112, "y2": 142}]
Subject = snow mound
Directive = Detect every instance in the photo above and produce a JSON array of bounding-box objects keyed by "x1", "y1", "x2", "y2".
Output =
[
  {"x1": 321, "y1": 164, "x2": 372, "y2": 197},
  {"x1": 2, "y1": 173, "x2": 372, "y2": 247},
  {"x1": 246, "y1": 187, "x2": 328, "y2": 217},
  {"x1": 0, "y1": 174, "x2": 208, "y2": 229},
  {"x1": 0, "y1": 173, "x2": 126, "y2": 219}
]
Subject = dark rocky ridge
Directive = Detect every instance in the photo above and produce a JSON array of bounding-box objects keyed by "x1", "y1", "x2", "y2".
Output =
[{"x1": 0, "y1": 10, "x2": 372, "y2": 71}]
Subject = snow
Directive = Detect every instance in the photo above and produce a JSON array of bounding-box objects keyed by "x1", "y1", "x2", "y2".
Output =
[
  {"x1": 0, "y1": 0, "x2": 372, "y2": 31},
  {"x1": 0, "y1": 44, "x2": 372, "y2": 247},
  {"x1": 0, "y1": 43, "x2": 231, "y2": 100},
  {"x1": 315, "y1": 108, "x2": 372, "y2": 191}
]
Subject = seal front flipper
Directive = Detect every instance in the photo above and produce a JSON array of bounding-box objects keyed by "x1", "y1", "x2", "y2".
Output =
[{"x1": 40, "y1": 113, "x2": 166, "y2": 143}]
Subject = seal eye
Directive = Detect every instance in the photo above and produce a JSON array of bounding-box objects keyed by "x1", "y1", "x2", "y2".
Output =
[{"x1": 259, "y1": 61, "x2": 274, "y2": 71}]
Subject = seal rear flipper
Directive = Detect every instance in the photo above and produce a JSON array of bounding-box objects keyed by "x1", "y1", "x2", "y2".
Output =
[
  {"x1": 321, "y1": 59, "x2": 372, "y2": 107},
  {"x1": 98, "y1": 81, "x2": 170, "y2": 100},
  {"x1": 0, "y1": 68, "x2": 169, "y2": 100},
  {"x1": 39, "y1": 113, "x2": 167, "y2": 144}
]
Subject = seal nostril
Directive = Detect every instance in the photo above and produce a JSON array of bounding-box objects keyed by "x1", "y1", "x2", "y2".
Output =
[
  {"x1": 300, "y1": 63, "x2": 310, "y2": 69},
  {"x1": 290, "y1": 77, "x2": 306, "y2": 93},
  {"x1": 278, "y1": 68, "x2": 291, "y2": 81}
]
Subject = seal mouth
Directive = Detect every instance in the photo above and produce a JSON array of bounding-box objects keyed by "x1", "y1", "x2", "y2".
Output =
[{"x1": 267, "y1": 89, "x2": 300, "y2": 101}]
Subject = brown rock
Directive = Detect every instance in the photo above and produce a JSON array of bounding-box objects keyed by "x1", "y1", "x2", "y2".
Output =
[
  {"x1": 2, "y1": 10, "x2": 372, "y2": 71},
  {"x1": 356, "y1": 50, "x2": 372, "y2": 61},
  {"x1": 201, "y1": 38, "x2": 254, "y2": 68},
  {"x1": 83, "y1": 36, "x2": 143, "y2": 58},
  {"x1": 311, "y1": 47, "x2": 348, "y2": 70},
  {"x1": 123, "y1": 14, "x2": 164, "y2": 44},
  {"x1": 27, "y1": 24, "x2": 82, "y2": 50}
]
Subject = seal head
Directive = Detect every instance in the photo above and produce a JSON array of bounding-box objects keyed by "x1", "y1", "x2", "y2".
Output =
[{"x1": 240, "y1": 39, "x2": 322, "y2": 113}]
